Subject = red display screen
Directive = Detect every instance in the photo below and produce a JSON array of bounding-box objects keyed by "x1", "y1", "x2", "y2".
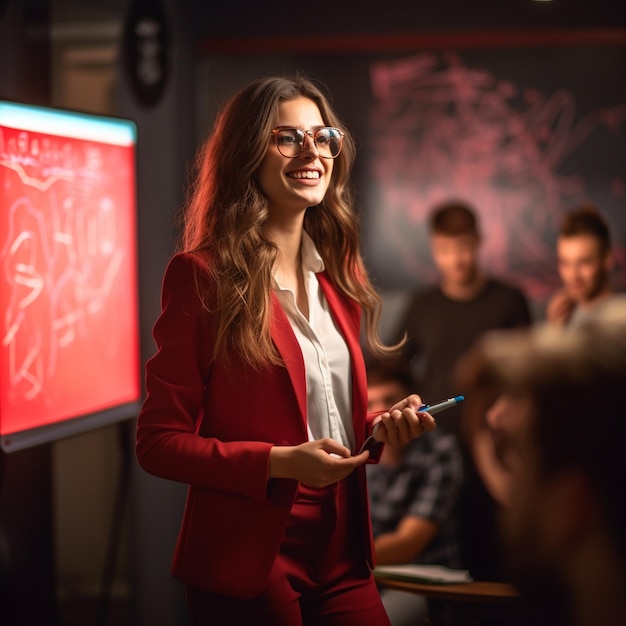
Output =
[{"x1": 0, "y1": 101, "x2": 140, "y2": 451}]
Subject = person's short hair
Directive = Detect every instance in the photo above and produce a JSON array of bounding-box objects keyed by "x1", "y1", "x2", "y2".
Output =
[
  {"x1": 559, "y1": 205, "x2": 611, "y2": 254},
  {"x1": 458, "y1": 299, "x2": 626, "y2": 566},
  {"x1": 366, "y1": 357, "x2": 415, "y2": 395},
  {"x1": 428, "y1": 201, "x2": 479, "y2": 237}
]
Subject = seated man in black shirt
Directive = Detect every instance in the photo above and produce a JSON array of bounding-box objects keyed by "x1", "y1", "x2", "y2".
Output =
[{"x1": 393, "y1": 201, "x2": 532, "y2": 580}]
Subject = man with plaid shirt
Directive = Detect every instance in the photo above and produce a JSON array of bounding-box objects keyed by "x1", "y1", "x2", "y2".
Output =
[{"x1": 366, "y1": 358, "x2": 464, "y2": 626}]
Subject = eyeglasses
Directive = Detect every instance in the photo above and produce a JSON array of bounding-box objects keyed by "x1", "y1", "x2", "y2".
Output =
[{"x1": 271, "y1": 126, "x2": 344, "y2": 159}]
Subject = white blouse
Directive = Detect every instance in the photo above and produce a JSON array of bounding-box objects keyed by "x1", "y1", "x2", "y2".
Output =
[{"x1": 273, "y1": 232, "x2": 355, "y2": 451}]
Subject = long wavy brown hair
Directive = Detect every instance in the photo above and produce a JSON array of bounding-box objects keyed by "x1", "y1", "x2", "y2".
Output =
[{"x1": 181, "y1": 75, "x2": 400, "y2": 369}]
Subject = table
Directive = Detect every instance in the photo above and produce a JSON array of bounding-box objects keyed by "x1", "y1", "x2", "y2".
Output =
[{"x1": 374, "y1": 571, "x2": 528, "y2": 625}]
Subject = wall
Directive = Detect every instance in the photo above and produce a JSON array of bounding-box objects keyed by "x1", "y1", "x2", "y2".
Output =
[{"x1": 116, "y1": 0, "x2": 195, "y2": 624}]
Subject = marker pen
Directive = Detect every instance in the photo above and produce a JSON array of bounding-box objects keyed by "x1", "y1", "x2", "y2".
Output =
[{"x1": 418, "y1": 395, "x2": 465, "y2": 415}]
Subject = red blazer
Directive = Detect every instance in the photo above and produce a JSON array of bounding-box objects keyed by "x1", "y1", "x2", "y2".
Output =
[{"x1": 136, "y1": 252, "x2": 381, "y2": 598}]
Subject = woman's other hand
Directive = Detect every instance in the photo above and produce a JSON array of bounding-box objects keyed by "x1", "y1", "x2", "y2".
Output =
[{"x1": 269, "y1": 439, "x2": 370, "y2": 488}]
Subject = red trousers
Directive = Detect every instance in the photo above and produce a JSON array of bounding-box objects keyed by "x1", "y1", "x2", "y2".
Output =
[{"x1": 186, "y1": 475, "x2": 390, "y2": 626}]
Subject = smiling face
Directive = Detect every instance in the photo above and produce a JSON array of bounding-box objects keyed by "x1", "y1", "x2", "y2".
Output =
[
  {"x1": 557, "y1": 234, "x2": 612, "y2": 304},
  {"x1": 257, "y1": 97, "x2": 334, "y2": 222}
]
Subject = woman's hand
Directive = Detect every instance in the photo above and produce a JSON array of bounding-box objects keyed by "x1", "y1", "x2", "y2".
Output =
[
  {"x1": 268, "y1": 439, "x2": 370, "y2": 488},
  {"x1": 372, "y1": 394, "x2": 436, "y2": 446}
]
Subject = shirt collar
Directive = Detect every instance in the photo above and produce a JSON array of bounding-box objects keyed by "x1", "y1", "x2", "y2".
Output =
[
  {"x1": 301, "y1": 230, "x2": 325, "y2": 274},
  {"x1": 272, "y1": 231, "x2": 325, "y2": 292}
]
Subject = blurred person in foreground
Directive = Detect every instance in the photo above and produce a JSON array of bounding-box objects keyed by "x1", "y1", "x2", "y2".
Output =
[
  {"x1": 458, "y1": 299, "x2": 626, "y2": 626},
  {"x1": 366, "y1": 358, "x2": 463, "y2": 626},
  {"x1": 546, "y1": 205, "x2": 623, "y2": 327}
]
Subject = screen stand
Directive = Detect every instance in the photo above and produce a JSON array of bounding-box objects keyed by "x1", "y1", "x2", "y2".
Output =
[{"x1": 0, "y1": 444, "x2": 61, "y2": 625}]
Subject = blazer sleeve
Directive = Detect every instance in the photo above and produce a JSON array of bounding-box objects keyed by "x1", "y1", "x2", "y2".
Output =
[{"x1": 136, "y1": 253, "x2": 274, "y2": 503}]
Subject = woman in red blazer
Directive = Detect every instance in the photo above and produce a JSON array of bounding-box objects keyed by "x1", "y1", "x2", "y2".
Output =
[{"x1": 136, "y1": 76, "x2": 435, "y2": 626}]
